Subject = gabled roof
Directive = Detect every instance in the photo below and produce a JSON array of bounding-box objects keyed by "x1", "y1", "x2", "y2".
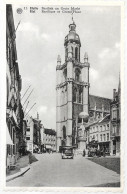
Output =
[
  {"x1": 98, "y1": 114, "x2": 110, "y2": 123},
  {"x1": 89, "y1": 95, "x2": 111, "y2": 111},
  {"x1": 88, "y1": 114, "x2": 110, "y2": 128},
  {"x1": 44, "y1": 128, "x2": 56, "y2": 136}
]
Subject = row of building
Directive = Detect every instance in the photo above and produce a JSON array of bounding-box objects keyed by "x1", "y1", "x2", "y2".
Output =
[{"x1": 6, "y1": 5, "x2": 56, "y2": 170}]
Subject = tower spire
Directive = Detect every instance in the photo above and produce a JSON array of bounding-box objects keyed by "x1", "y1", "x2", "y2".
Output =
[{"x1": 72, "y1": 12, "x2": 74, "y2": 24}]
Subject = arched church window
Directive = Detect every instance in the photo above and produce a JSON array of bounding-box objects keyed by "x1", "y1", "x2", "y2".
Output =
[
  {"x1": 75, "y1": 68, "x2": 81, "y2": 82},
  {"x1": 63, "y1": 126, "x2": 66, "y2": 139},
  {"x1": 71, "y1": 46, "x2": 73, "y2": 57},
  {"x1": 79, "y1": 88, "x2": 83, "y2": 103},
  {"x1": 65, "y1": 48, "x2": 68, "y2": 60},
  {"x1": 73, "y1": 88, "x2": 77, "y2": 102},
  {"x1": 63, "y1": 68, "x2": 67, "y2": 81},
  {"x1": 75, "y1": 47, "x2": 78, "y2": 60}
]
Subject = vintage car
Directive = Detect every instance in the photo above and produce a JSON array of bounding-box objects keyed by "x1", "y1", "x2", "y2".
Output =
[{"x1": 61, "y1": 146, "x2": 74, "y2": 159}]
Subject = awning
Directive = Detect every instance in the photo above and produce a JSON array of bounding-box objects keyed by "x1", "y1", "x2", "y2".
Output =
[
  {"x1": 6, "y1": 124, "x2": 13, "y2": 145},
  {"x1": 45, "y1": 145, "x2": 51, "y2": 149}
]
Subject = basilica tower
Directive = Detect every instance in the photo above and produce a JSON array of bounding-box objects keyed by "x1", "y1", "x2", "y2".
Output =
[{"x1": 56, "y1": 20, "x2": 90, "y2": 151}]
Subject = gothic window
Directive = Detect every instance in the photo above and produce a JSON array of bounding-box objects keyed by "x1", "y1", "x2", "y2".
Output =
[
  {"x1": 63, "y1": 68, "x2": 67, "y2": 81},
  {"x1": 71, "y1": 46, "x2": 73, "y2": 57},
  {"x1": 63, "y1": 126, "x2": 66, "y2": 139},
  {"x1": 75, "y1": 68, "x2": 81, "y2": 82},
  {"x1": 65, "y1": 48, "x2": 68, "y2": 60},
  {"x1": 75, "y1": 47, "x2": 78, "y2": 60},
  {"x1": 73, "y1": 88, "x2": 77, "y2": 102},
  {"x1": 79, "y1": 88, "x2": 83, "y2": 103}
]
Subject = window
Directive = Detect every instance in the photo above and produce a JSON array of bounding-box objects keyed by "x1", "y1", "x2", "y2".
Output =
[
  {"x1": 93, "y1": 127, "x2": 95, "y2": 132},
  {"x1": 73, "y1": 88, "x2": 77, "y2": 102},
  {"x1": 96, "y1": 126, "x2": 98, "y2": 132},
  {"x1": 63, "y1": 68, "x2": 67, "y2": 80},
  {"x1": 75, "y1": 47, "x2": 78, "y2": 60},
  {"x1": 96, "y1": 134, "x2": 98, "y2": 141},
  {"x1": 75, "y1": 68, "x2": 81, "y2": 82},
  {"x1": 112, "y1": 110, "x2": 117, "y2": 119},
  {"x1": 112, "y1": 126, "x2": 117, "y2": 134},
  {"x1": 27, "y1": 128, "x2": 30, "y2": 132},
  {"x1": 107, "y1": 133, "x2": 109, "y2": 141},
  {"x1": 26, "y1": 137, "x2": 30, "y2": 140},
  {"x1": 100, "y1": 126, "x2": 102, "y2": 132},
  {"x1": 79, "y1": 89, "x2": 82, "y2": 103},
  {"x1": 100, "y1": 134, "x2": 102, "y2": 141},
  {"x1": 103, "y1": 134, "x2": 106, "y2": 142}
]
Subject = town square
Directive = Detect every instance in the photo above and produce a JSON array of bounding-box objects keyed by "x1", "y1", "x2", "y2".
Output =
[{"x1": 5, "y1": 3, "x2": 122, "y2": 188}]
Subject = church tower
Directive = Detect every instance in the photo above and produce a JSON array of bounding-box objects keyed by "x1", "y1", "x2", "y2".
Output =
[{"x1": 56, "y1": 19, "x2": 90, "y2": 151}]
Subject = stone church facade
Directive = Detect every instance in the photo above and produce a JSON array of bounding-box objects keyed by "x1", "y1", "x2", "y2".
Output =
[{"x1": 56, "y1": 20, "x2": 111, "y2": 152}]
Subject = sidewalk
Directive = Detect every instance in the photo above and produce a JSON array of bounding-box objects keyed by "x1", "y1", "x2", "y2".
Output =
[{"x1": 6, "y1": 155, "x2": 30, "y2": 182}]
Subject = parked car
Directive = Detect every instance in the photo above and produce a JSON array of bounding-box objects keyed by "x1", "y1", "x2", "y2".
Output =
[{"x1": 61, "y1": 146, "x2": 74, "y2": 159}]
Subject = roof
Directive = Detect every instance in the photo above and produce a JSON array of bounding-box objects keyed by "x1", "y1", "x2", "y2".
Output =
[
  {"x1": 89, "y1": 95, "x2": 111, "y2": 111},
  {"x1": 44, "y1": 128, "x2": 56, "y2": 136},
  {"x1": 88, "y1": 114, "x2": 110, "y2": 128},
  {"x1": 99, "y1": 114, "x2": 110, "y2": 124}
]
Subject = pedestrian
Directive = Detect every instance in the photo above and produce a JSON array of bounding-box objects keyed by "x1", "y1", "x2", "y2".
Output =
[
  {"x1": 103, "y1": 146, "x2": 106, "y2": 157},
  {"x1": 83, "y1": 149, "x2": 86, "y2": 157}
]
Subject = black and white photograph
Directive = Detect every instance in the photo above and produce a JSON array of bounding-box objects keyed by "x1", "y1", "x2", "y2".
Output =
[{"x1": 2, "y1": 0, "x2": 124, "y2": 191}]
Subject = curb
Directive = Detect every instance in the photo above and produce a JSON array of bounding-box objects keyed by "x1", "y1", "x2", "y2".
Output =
[{"x1": 6, "y1": 166, "x2": 30, "y2": 182}]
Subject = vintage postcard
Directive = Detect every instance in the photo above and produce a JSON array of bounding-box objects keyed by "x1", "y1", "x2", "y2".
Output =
[{"x1": 0, "y1": 0, "x2": 125, "y2": 192}]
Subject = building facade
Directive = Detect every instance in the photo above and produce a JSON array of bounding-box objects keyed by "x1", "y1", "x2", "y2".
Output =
[
  {"x1": 110, "y1": 84, "x2": 121, "y2": 156},
  {"x1": 56, "y1": 20, "x2": 90, "y2": 151},
  {"x1": 6, "y1": 5, "x2": 24, "y2": 168},
  {"x1": 42, "y1": 128, "x2": 56, "y2": 152},
  {"x1": 26, "y1": 117, "x2": 34, "y2": 153},
  {"x1": 26, "y1": 114, "x2": 43, "y2": 153},
  {"x1": 88, "y1": 114, "x2": 111, "y2": 153}
]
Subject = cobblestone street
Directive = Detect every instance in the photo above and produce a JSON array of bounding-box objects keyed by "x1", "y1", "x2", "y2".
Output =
[{"x1": 7, "y1": 153, "x2": 120, "y2": 187}]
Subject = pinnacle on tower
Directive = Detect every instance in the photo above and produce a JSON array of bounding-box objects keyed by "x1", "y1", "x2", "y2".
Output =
[
  {"x1": 57, "y1": 55, "x2": 61, "y2": 62},
  {"x1": 84, "y1": 52, "x2": 88, "y2": 62}
]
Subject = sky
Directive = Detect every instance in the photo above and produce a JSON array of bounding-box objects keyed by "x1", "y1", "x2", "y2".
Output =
[{"x1": 12, "y1": 5, "x2": 121, "y2": 129}]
